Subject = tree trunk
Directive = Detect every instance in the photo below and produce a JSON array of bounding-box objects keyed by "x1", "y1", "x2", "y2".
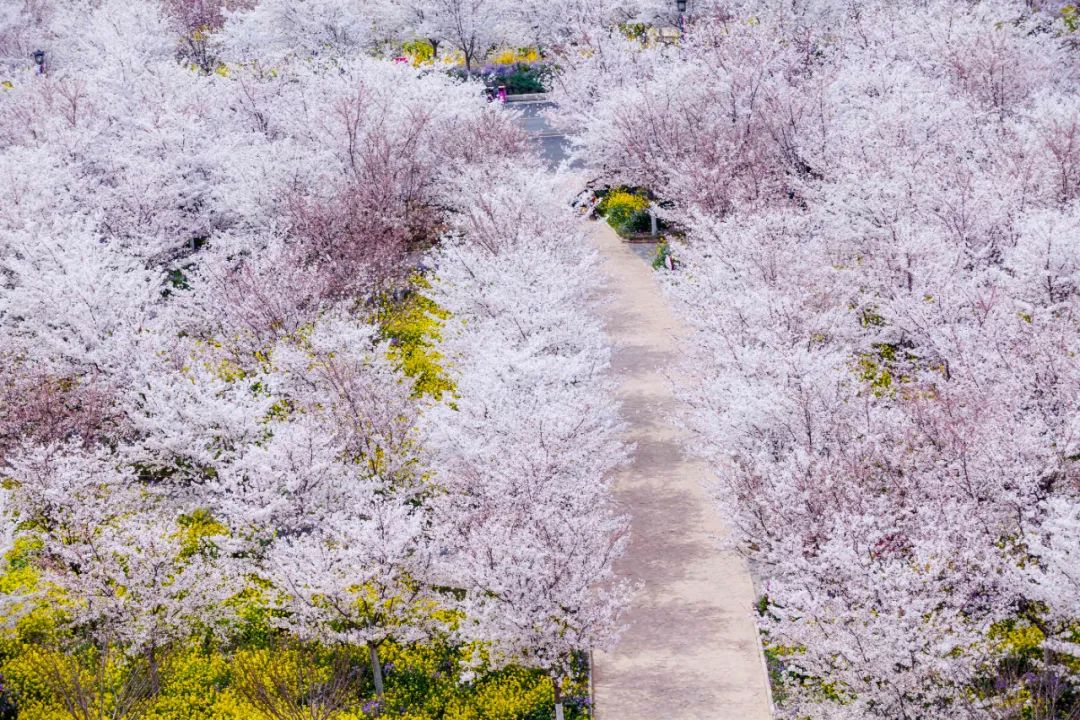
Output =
[
  {"x1": 553, "y1": 677, "x2": 565, "y2": 720},
  {"x1": 368, "y1": 643, "x2": 385, "y2": 702},
  {"x1": 429, "y1": 38, "x2": 440, "y2": 61},
  {"x1": 146, "y1": 643, "x2": 160, "y2": 695}
]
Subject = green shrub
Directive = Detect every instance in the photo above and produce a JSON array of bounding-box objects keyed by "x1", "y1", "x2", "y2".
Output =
[
  {"x1": 502, "y1": 63, "x2": 547, "y2": 94},
  {"x1": 472, "y1": 62, "x2": 551, "y2": 94},
  {"x1": 651, "y1": 242, "x2": 673, "y2": 270},
  {"x1": 1063, "y1": 4, "x2": 1078, "y2": 33}
]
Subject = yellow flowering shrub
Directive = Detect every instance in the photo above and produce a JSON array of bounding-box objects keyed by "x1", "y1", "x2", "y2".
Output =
[
  {"x1": 374, "y1": 276, "x2": 453, "y2": 400},
  {"x1": 1, "y1": 633, "x2": 592, "y2": 720},
  {"x1": 491, "y1": 48, "x2": 541, "y2": 65},
  {"x1": 402, "y1": 40, "x2": 436, "y2": 65},
  {"x1": 442, "y1": 667, "x2": 553, "y2": 720},
  {"x1": 596, "y1": 189, "x2": 651, "y2": 235},
  {"x1": 144, "y1": 646, "x2": 247, "y2": 720}
]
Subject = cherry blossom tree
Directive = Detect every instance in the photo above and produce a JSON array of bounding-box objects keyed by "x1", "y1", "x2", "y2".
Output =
[
  {"x1": 424, "y1": 164, "x2": 631, "y2": 720},
  {"x1": 4, "y1": 441, "x2": 233, "y2": 716},
  {"x1": 211, "y1": 0, "x2": 393, "y2": 64},
  {"x1": 405, "y1": 0, "x2": 520, "y2": 71},
  {"x1": 5, "y1": 9, "x2": 531, "y2": 699},
  {"x1": 1, "y1": 0, "x2": 534, "y2": 681},
  {"x1": 519, "y1": 0, "x2": 667, "y2": 53},
  {"x1": 562, "y1": 1, "x2": 1080, "y2": 718},
  {"x1": 0, "y1": 3, "x2": 645, "y2": 720},
  {"x1": 185, "y1": 315, "x2": 438, "y2": 702},
  {"x1": 0, "y1": 0, "x2": 52, "y2": 72}
]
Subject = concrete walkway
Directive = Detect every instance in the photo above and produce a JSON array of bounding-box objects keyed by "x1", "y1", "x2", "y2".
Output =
[{"x1": 588, "y1": 219, "x2": 774, "y2": 720}]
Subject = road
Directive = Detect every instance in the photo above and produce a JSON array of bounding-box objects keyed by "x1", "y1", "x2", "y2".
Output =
[
  {"x1": 511, "y1": 100, "x2": 574, "y2": 168},
  {"x1": 585, "y1": 219, "x2": 774, "y2": 720}
]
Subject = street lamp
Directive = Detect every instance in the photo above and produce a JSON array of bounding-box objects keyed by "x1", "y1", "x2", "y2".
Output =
[
  {"x1": 675, "y1": 0, "x2": 687, "y2": 33},
  {"x1": 32, "y1": 49, "x2": 45, "y2": 75}
]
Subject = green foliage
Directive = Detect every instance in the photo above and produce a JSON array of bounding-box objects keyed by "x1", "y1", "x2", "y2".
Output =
[
  {"x1": 619, "y1": 23, "x2": 650, "y2": 42},
  {"x1": 856, "y1": 344, "x2": 902, "y2": 395},
  {"x1": 470, "y1": 62, "x2": 551, "y2": 94},
  {"x1": 165, "y1": 267, "x2": 189, "y2": 291},
  {"x1": 651, "y1": 242, "x2": 673, "y2": 271},
  {"x1": 596, "y1": 189, "x2": 652, "y2": 235},
  {"x1": 1063, "y1": 4, "x2": 1079, "y2": 33},
  {"x1": 761, "y1": 639, "x2": 852, "y2": 707},
  {"x1": 497, "y1": 64, "x2": 548, "y2": 94},
  {"x1": 856, "y1": 305, "x2": 886, "y2": 328},
  {"x1": 849, "y1": 307, "x2": 923, "y2": 397}
]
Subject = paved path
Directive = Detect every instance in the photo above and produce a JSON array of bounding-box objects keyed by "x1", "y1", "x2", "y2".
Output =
[{"x1": 587, "y1": 219, "x2": 774, "y2": 720}]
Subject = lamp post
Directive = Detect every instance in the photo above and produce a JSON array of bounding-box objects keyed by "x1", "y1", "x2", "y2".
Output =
[
  {"x1": 676, "y1": 0, "x2": 687, "y2": 32},
  {"x1": 32, "y1": 49, "x2": 45, "y2": 75}
]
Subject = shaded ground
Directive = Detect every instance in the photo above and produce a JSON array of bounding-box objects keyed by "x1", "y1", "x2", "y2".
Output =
[
  {"x1": 628, "y1": 240, "x2": 660, "y2": 264},
  {"x1": 586, "y1": 219, "x2": 774, "y2": 720}
]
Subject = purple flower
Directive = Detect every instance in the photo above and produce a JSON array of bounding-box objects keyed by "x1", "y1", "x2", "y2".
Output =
[{"x1": 361, "y1": 699, "x2": 384, "y2": 717}]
